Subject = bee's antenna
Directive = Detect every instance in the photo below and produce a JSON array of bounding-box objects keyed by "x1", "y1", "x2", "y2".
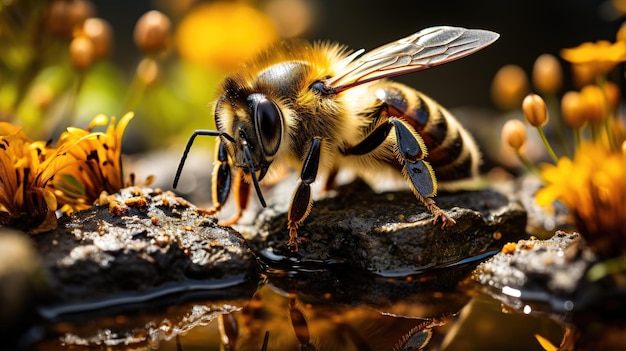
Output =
[
  {"x1": 173, "y1": 130, "x2": 231, "y2": 189},
  {"x1": 242, "y1": 140, "x2": 267, "y2": 208}
]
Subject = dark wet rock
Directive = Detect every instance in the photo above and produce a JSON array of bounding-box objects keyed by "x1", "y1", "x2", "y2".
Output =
[
  {"x1": 33, "y1": 187, "x2": 257, "y2": 309},
  {"x1": 472, "y1": 231, "x2": 626, "y2": 350},
  {"x1": 239, "y1": 180, "x2": 527, "y2": 275},
  {"x1": 472, "y1": 231, "x2": 598, "y2": 313}
]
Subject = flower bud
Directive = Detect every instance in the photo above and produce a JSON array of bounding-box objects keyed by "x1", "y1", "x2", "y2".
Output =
[
  {"x1": 522, "y1": 93, "x2": 549, "y2": 127},
  {"x1": 46, "y1": 0, "x2": 95, "y2": 37},
  {"x1": 501, "y1": 119, "x2": 527, "y2": 151},
  {"x1": 532, "y1": 54, "x2": 562, "y2": 95},
  {"x1": 491, "y1": 64, "x2": 530, "y2": 111},
  {"x1": 134, "y1": 10, "x2": 171, "y2": 54},
  {"x1": 69, "y1": 36, "x2": 95, "y2": 70},
  {"x1": 83, "y1": 18, "x2": 112, "y2": 59},
  {"x1": 561, "y1": 91, "x2": 586, "y2": 129},
  {"x1": 570, "y1": 63, "x2": 597, "y2": 88},
  {"x1": 579, "y1": 85, "x2": 607, "y2": 124},
  {"x1": 32, "y1": 85, "x2": 54, "y2": 110},
  {"x1": 46, "y1": 1, "x2": 72, "y2": 36},
  {"x1": 136, "y1": 58, "x2": 159, "y2": 85}
]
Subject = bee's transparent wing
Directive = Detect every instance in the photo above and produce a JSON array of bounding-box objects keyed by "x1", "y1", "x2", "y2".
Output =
[{"x1": 325, "y1": 26, "x2": 499, "y2": 93}]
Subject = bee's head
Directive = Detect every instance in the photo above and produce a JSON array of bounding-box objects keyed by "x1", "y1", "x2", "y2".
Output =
[
  {"x1": 214, "y1": 89, "x2": 284, "y2": 207},
  {"x1": 223, "y1": 93, "x2": 283, "y2": 179}
]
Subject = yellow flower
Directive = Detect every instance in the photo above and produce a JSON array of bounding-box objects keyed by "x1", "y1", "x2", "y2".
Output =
[
  {"x1": 0, "y1": 123, "x2": 79, "y2": 233},
  {"x1": 0, "y1": 112, "x2": 136, "y2": 233},
  {"x1": 561, "y1": 40, "x2": 626, "y2": 85},
  {"x1": 176, "y1": 2, "x2": 278, "y2": 71},
  {"x1": 49, "y1": 112, "x2": 134, "y2": 214},
  {"x1": 579, "y1": 85, "x2": 608, "y2": 125},
  {"x1": 536, "y1": 143, "x2": 626, "y2": 257}
]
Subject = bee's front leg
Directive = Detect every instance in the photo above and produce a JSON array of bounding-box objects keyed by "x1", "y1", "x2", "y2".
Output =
[
  {"x1": 219, "y1": 169, "x2": 250, "y2": 226},
  {"x1": 287, "y1": 137, "x2": 322, "y2": 251},
  {"x1": 207, "y1": 140, "x2": 232, "y2": 216},
  {"x1": 208, "y1": 140, "x2": 250, "y2": 226}
]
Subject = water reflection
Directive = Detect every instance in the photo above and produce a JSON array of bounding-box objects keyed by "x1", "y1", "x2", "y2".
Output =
[{"x1": 31, "y1": 258, "x2": 568, "y2": 350}]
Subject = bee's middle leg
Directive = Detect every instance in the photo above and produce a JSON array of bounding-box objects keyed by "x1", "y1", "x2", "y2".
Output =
[{"x1": 287, "y1": 137, "x2": 322, "y2": 251}]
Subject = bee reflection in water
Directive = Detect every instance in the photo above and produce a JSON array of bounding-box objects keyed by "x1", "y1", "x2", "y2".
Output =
[{"x1": 205, "y1": 283, "x2": 455, "y2": 351}]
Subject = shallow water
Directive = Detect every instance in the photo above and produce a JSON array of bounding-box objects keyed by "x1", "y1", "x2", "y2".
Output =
[{"x1": 25, "y1": 250, "x2": 568, "y2": 351}]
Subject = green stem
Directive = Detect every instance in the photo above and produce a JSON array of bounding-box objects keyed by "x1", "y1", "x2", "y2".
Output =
[
  {"x1": 597, "y1": 74, "x2": 617, "y2": 151},
  {"x1": 120, "y1": 74, "x2": 146, "y2": 114},
  {"x1": 536, "y1": 126, "x2": 559, "y2": 163},
  {"x1": 516, "y1": 150, "x2": 540, "y2": 174},
  {"x1": 604, "y1": 119, "x2": 617, "y2": 151},
  {"x1": 12, "y1": 57, "x2": 42, "y2": 113},
  {"x1": 121, "y1": 56, "x2": 155, "y2": 114},
  {"x1": 590, "y1": 123, "x2": 599, "y2": 142},
  {"x1": 573, "y1": 128, "x2": 582, "y2": 148},
  {"x1": 68, "y1": 71, "x2": 86, "y2": 124},
  {"x1": 40, "y1": 70, "x2": 86, "y2": 138}
]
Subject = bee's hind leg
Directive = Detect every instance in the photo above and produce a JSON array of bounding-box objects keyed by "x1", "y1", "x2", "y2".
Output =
[
  {"x1": 343, "y1": 117, "x2": 455, "y2": 228},
  {"x1": 389, "y1": 117, "x2": 455, "y2": 228}
]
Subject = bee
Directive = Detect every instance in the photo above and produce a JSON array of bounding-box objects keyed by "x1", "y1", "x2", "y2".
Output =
[{"x1": 173, "y1": 26, "x2": 499, "y2": 251}]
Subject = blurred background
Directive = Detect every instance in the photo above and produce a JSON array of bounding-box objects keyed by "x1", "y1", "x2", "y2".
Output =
[
  {"x1": 0, "y1": 0, "x2": 622, "y2": 202},
  {"x1": 100, "y1": 0, "x2": 622, "y2": 106},
  {"x1": 94, "y1": 0, "x2": 620, "y2": 108}
]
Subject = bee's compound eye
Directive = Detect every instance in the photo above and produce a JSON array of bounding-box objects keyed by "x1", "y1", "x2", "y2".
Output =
[{"x1": 255, "y1": 97, "x2": 283, "y2": 157}]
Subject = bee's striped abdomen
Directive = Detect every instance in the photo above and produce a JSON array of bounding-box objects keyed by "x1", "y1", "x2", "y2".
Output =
[{"x1": 373, "y1": 82, "x2": 480, "y2": 181}]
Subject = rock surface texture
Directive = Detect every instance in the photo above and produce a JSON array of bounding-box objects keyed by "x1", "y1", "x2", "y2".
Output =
[
  {"x1": 240, "y1": 181, "x2": 528, "y2": 275},
  {"x1": 473, "y1": 231, "x2": 597, "y2": 313},
  {"x1": 33, "y1": 187, "x2": 256, "y2": 308}
]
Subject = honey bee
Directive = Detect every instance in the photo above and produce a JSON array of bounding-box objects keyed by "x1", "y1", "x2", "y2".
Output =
[{"x1": 173, "y1": 26, "x2": 499, "y2": 251}]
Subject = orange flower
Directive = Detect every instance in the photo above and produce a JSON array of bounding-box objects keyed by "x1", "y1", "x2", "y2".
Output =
[
  {"x1": 536, "y1": 143, "x2": 626, "y2": 257},
  {"x1": 0, "y1": 112, "x2": 137, "y2": 233},
  {"x1": 49, "y1": 112, "x2": 134, "y2": 214},
  {"x1": 176, "y1": 2, "x2": 278, "y2": 71},
  {"x1": 561, "y1": 40, "x2": 626, "y2": 84},
  {"x1": 0, "y1": 123, "x2": 82, "y2": 232}
]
